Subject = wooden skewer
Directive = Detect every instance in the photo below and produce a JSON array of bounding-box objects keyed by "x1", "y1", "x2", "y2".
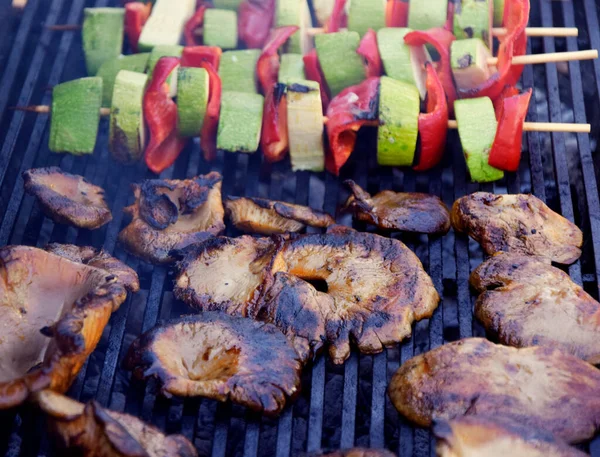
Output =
[
  {"x1": 307, "y1": 26, "x2": 579, "y2": 38},
  {"x1": 12, "y1": 105, "x2": 591, "y2": 134},
  {"x1": 487, "y1": 49, "x2": 598, "y2": 66}
]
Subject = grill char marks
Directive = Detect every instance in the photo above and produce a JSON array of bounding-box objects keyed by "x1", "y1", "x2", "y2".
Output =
[{"x1": 451, "y1": 192, "x2": 583, "y2": 264}]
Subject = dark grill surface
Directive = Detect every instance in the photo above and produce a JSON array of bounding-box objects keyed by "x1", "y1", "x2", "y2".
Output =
[{"x1": 0, "y1": 0, "x2": 599, "y2": 455}]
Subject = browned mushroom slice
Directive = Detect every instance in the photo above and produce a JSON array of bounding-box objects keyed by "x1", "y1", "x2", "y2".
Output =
[
  {"x1": 225, "y1": 196, "x2": 335, "y2": 235},
  {"x1": 388, "y1": 338, "x2": 600, "y2": 443},
  {"x1": 342, "y1": 180, "x2": 451, "y2": 235},
  {"x1": 123, "y1": 313, "x2": 303, "y2": 416},
  {"x1": 36, "y1": 390, "x2": 197, "y2": 457},
  {"x1": 471, "y1": 253, "x2": 600, "y2": 364},
  {"x1": 0, "y1": 245, "x2": 138, "y2": 410},
  {"x1": 314, "y1": 449, "x2": 397, "y2": 457},
  {"x1": 23, "y1": 167, "x2": 112, "y2": 230},
  {"x1": 118, "y1": 172, "x2": 225, "y2": 264},
  {"x1": 451, "y1": 192, "x2": 583, "y2": 264},
  {"x1": 434, "y1": 416, "x2": 588, "y2": 457}
]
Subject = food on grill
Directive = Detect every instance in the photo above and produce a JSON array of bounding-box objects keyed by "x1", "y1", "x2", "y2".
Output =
[
  {"x1": 315, "y1": 449, "x2": 396, "y2": 457},
  {"x1": 347, "y1": 0, "x2": 386, "y2": 37},
  {"x1": 0, "y1": 244, "x2": 138, "y2": 409},
  {"x1": 137, "y1": 0, "x2": 196, "y2": 51},
  {"x1": 36, "y1": 390, "x2": 197, "y2": 457},
  {"x1": 388, "y1": 338, "x2": 600, "y2": 443},
  {"x1": 204, "y1": 9, "x2": 238, "y2": 49},
  {"x1": 82, "y1": 8, "x2": 124, "y2": 76},
  {"x1": 148, "y1": 44, "x2": 183, "y2": 97},
  {"x1": 213, "y1": 0, "x2": 244, "y2": 9},
  {"x1": 454, "y1": 97, "x2": 504, "y2": 182},
  {"x1": 49, "y1": 77, "x2": 102, "y2": 155},
  {"x1": 225, "y1": 196, "x2": 335, "y2": 235},
  {"x1": 377, "y1": 76, "x2": 420, "y2": 166},
  {"x1": 494, "y1": 0, "x2": 505, "y2": 26},
  {"x1": 220, "y1": 49, "x2": 260, "y2": 93},
  {"x1": 315, "y1": 31, "x2": 365, "y2": 97},
  {"x1": 434, "y1": 416, "x2": 588, "y2": 457},
  {"x1": 342, "y1": 180, "x2": 451, "y2": 235},
  {"x1": 471, "y1": 252, "x2": 600, "y2": 363},
  {"x1": 97, "y1": 52, "x2": 150, "y2": 107},
  {"x1": 279, "y1": 53, "x2": 305, "y2": 82},
  {"x1": 217, "y1": 91, "x2": 264, "y2": 154},
  {"x1": 453, "y1": 0, "x2": 493, "y2": 44},
  {"x1": 109, "y1": 70, "x2": 148, "y2": 164},
  {"x1": 451, "y1": 38, "x2": 495, "y2": 92},
  {"x1": 118, "y1": 173, "x2": 225, "y2": 264},
  {"x1": 275, "y1": 0, "x2": 312, "y2": 53},
  {"x1": 407, "y1": 0, "x2": 448, "y2": 30},
  {"x1": 23, "y1": 167, "x2": 112, "y2": 230},
  {"x1": 123, "y1": 313, "x2": 303, "y2": 415},
  {"x1": 177, "y1": 67, "x2": 209, "y2": 137},
  {"x1": 312, "y1": 0, "x2": 350, "y2": 27},
  {"x1": 287, "y1": 80, "x2": 326, "y2": 171},
  {"x1": 451, "y1": 192, "x2": 583, "y2": 263}
]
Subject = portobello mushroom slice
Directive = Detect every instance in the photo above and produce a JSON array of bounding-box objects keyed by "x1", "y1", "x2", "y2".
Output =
[
  {"x1": 0, "y1": 245, "x2": 139, "y2": 410},
  {"x1": 388, "y1": 338, "x2": 600, "y2": 443},
  {"x1": 451, "y1": 192, "x2": 583, "y2": 264},
  {"x1": 123, "y1": 313, "x2": 303, "y2": 416},
  {"x1": 342, "y1": 180, "x2": 451, "y2": 235},
  {"x1": 118, "y1": 172, "x2": 225, "y2": 264},
  {"x1": 225, "y1": 196, "x2": 335, "y2": 235},
  {"x1": 434, "y1": 416, "x2": 588, "y2": 457},
  {"x1": 36, "y1": 390, "x2": 197, "y2": 457},
  {"x1": 470, "y1": 252, "x2": 600, "y2": 364},
  {"x1": 23, "y1": 167, "x2": 112, "y2": 230}
]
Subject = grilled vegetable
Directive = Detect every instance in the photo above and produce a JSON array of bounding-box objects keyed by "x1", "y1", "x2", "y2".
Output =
[
  {"x1": 377, "y1": 76, "x2": 420, "y2": 167},
  {"x1": 347, "y1": 0, "x2": 386, "y2": 37},
  {"x1": 275, "y1": 0, "x2": 312, "y2": 53},
  {"x1": 204, "y1": 9, "x2": 238, "y2": 49},
  {"x1": 377, "y1": 27, "x2": 430, "y2": 99},
  {"x1": 213, "y1": 0, "x2": 244, "y2": 9},
  {"x1": 286, "y1": 80, "x2": 325, "y2": 171},
  {"x1": 49, "y1": 77, "x2": 102, "y2": 155},
  {"x1": 454, "y1": 97, "x2": 504, "y2": 182},
  {"x1": 96, "y1": 53, "x2": 150, "y2": 107},
  {"x1": 219, "y1": 49, "x2": 260, "y2": 93},
  {"x1": 217, "y1": 91, "x2": 264, "y2": 153},
  {"x1": 177, "y1": 67, "x2": 209, "y2": 137},
  {"x1": 138, "y1": 0, "x2": 196, "y2": 51},
  {"x1": 82, "y1": 8, "x2": 124, "y2": 76},
  {"x1": 315, "y1": 31, "x2": 365, "y2": 97},
  {"x1": 148, "y1": 45, "x2": 183, "y2": 97},
  {"x1": 313, "y1": 0, "x2": 350, "y2": 26},
  {"x1": 357, "y1": 29, "x2": 383, "y2": 78},
  {"x1": 494, "y1": 0, "x2": 505, "y2": 26},
  {"x1": 124, "y1": 2, "x2": 152, "y2": 53},
  {"x1": 451, "y1": 38, "x2": 494, "y2": 92},
  {"x1": 109, "y1": 70, "x2": 148, "y2": 164},
  {"x1": 407, "y1": 0, "x2": 448, "y2": 30},
  {"x1": 279, "y1": 53, "x2": 305, "y2": 82},
  {"x1": 453, "y1": 0, "x2": 493, "y2": 44},
  {"x1": 183, "y1": 4, "x2": 208, "y2": 46}
]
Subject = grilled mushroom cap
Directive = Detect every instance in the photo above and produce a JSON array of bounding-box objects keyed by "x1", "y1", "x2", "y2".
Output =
[
  {"x1": 451, "y1": 192, "x2": 583, "y2": 264},
  {"x1": 434, "y1": 416, "x2": 588, "y2": 457},
  {"x1": 225, "y1": 196, "x2": 335, "y2": 235},
  {"x1": 0, "y1": 245, "x2": 138, "y2": 410},
  {"x1": 118, "y1": 172, "x2": 225, "y2": 264},
  {"x1": 36, "y1": 390, "x2": 197, "y2": 457},
  {"x1": 123, "y1": 313, "x2": 303, "y2": 416},
  {"x1": 23, "y1": 167, "x2": 112, "y2": 230},
  {"x1": 314, "y1": 449, "x2": 396, "y2": 457},
  {"x1": 470, "y1": 252, "x2": 600, "y2": 364},
  {"x1": 388, "y1": 338, "x2": 600, "y2": 443},
  {"x1": 342, "y1": 180, "x2": 451, "y2": 235}
]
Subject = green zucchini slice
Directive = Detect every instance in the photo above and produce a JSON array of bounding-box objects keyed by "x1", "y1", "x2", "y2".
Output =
[
  {"x1": 203, "y1": 9, "x2": 238, "y2": 49},
  {"x1": 279, "y1": 54, "x2": 305, "y2": 83},
  {"x1": 82, "y1": 8, "x2": 125, "y2": 76},
  {"x1": 377, "y1": 76, "x2": 420, "y2": 167},
  {"x1": 493, "y1": 0, "x2": 505, "y2": 26},
  {"x1": 217, "y1": 91, "x2": 264, "y2": 153},
  {"x1": 275, "y1": 0, "x2": 313, "y2": 54},
  {"x1": 109, "y1": 70, "x2": 148, "y2": 164},
  {"x1": 148, "y1": 45, "x2": 183, "y2": 97},
  {"x1": 348, "y1": 0, "x2": 386, "y2": 37},
  {"x1": 212, "y1": 0, "x2": 244, "y2": 10},
  {"x1": 451, "y1": 38, "x2": 494, "y2": 92},
  {"x1": 50, "y1": 77, "x2": 103, "y2": 155},
  {"x1": 315, "y1": 31, "x2": 365, "y2": 97},
  {"x1": 138, "y1": 0, "x2": 196, "y2": 51},
  {"x1": 453, "y1": 0, "x2": 493, "y2": 46},
  {"x1": 97, "y1": 53, "x2": 150, "y2": 107},
  {"x1": 219, "y1": 50, "x2": 261, "y2": 93},
  {"x1": 177, "y1": 67, "x2": 209, "y2": 137},
  {"x1": 454, "y1": 97, "x2": 504, "y2": 183},
  {"x1": 407, "y1": 0, "x2": 448, "y2": 30}
]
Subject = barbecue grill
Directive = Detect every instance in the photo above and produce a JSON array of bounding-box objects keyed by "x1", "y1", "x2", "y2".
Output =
[{"x1": 0, "y1": 0, "x2": 599, "y2": 455}]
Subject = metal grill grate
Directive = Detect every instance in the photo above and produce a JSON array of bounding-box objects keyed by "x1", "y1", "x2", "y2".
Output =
[{"x1": 0, "y1": 0, "x2": 599, "y2": 455}]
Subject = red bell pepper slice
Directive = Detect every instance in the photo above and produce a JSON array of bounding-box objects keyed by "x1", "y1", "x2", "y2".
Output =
[
  {"x1": 488, "y1": 88, "x2": 532, "y2": 172},
  {"x1": 303, "y1": 50, "x2": 331, "y2": 112},
  {"x1": 444, "y1": 1, "x2": 455, "y2": 32},
  {"x1": 257, "y1": 26, "x2": 300, "y2": 94},
  {"x1": 184, "y1": 4, "x2": 208, "y2": 46},
  {"x1": 414, "y1": 63, "x2": 449, "y2": 171},
  {"x1": 493, "y1": 85, "x2": 520, "y2": 116},
  {"x1": 180, "y1": 47, "x2": 222, "y2": 161},
  {"x1": 357, "y1": 29, "x2": 383, "y2": 78},
  {"x1": 261, "y1": 84, "x2": 289, "y2": 163},
  {"x1": 504, "y1": 0, "x2": 528, "y2": 87},
  {"x1": 385, "y1": 0, "x2": 409, "y2": 27},
  {"x1": 124, "y1": 2, "x2": 152, "y2": 53},
  {"x1": 238, "y1": 0, "x2": 275, "y2": 49},
  {"x1": 325, "y1": 0, "x2": 348, "y2": 33},
  {"x1": 144, "y1": 57, "x2": 188, "y2": 174},
  {"x1": 404, "y1": 28, "x2": 457, "y2": 111},
  {"x1": 325, "y1": 77, "x2": 380, "y2": 175}
]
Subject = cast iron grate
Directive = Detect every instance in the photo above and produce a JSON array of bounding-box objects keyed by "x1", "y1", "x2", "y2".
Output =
[{"x1": 0, "y1": 0, "x2": 599, "y2": 455}]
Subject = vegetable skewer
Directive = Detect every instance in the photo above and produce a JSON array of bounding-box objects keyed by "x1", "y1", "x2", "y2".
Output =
[{"x1": 306, "y1": 26, "x2": 579, "y2": 38}]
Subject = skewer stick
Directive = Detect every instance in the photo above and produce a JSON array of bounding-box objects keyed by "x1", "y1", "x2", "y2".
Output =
[
  {"x1": 12, "y1": 106, "x2": 591, "y2": 134},
  {"x1": 307, "y1": 26, "x2": 579, "y2": 38},
  {"x1": 487, "y1": 49, "x2": 598, "y2": 66}
]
